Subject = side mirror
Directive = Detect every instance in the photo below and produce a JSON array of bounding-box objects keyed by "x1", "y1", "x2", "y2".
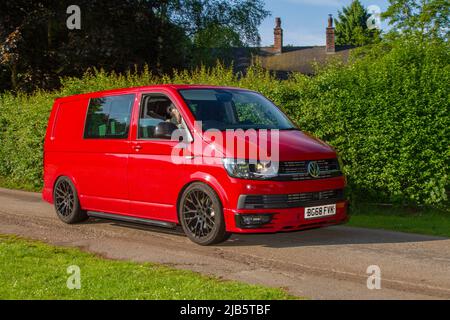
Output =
[{"x1": 154, "y1": 121, "x2": 178, "y2": 139}]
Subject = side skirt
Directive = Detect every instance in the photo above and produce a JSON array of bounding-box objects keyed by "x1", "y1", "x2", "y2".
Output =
[{"x1": 87, "y1": 211, "x2": 177, "y2": 229}]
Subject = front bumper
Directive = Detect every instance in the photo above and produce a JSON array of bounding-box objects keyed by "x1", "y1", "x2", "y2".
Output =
[
  {"x1": 221, "y1": 175, "x2": 349, "y2": 233},
  {"x1": 224, "y1": 200, "x2": 348, "y2": 233}
]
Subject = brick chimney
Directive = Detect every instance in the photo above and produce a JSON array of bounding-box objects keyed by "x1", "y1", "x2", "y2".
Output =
[
  {"x1": 326, "y1": 14, "x2": 335, "y2": 54},
  {"x1": 273, "y1": 17, "x2": 283, "y2": 55}
]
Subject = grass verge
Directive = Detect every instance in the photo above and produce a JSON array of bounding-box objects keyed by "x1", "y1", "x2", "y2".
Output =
[
  {"x1": 0, "y1": 177, "x2": 40, "y2": 193},
  {"x1": 348, "y1": 203, "x2": 450, "y2": 238},
  {"x1": 0, "y1": 235, "x2": 296, "y2": 300}
]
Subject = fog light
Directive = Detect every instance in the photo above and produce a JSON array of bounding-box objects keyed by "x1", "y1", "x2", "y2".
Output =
[{"x1": 236, "y1": 214, "x2": 273, "y2": 228}]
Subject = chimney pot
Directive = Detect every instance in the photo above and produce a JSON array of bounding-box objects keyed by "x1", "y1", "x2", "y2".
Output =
[
  {"x1": 326, "y1": 14, "x2": 335, "y2": 53},
  {"x1": 328, "y1": 14, "x2": 333, "y2": 28},
  {"x1": 276, "y1": 17, "x2": 281, "y2": 28},
  {"x1": 273, "y1": 17, "x2": 283, "y2": 55}
]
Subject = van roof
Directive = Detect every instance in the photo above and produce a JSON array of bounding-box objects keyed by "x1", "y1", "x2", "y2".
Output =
[{"x1": 55, "y1": 84, "x2": 252, "y2": 102}]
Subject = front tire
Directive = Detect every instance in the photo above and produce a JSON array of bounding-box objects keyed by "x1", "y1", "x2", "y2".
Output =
[
  {"x1": 53, "y1": 176, "x2": 88, "y2": 224},
  {"x1": 179, "y1": 183, "x2": 231, "y2": 245}
]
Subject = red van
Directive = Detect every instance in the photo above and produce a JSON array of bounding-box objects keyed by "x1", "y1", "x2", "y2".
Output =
[{"x1": 43, "y1": 85, "x2": 348, "y2": 245}]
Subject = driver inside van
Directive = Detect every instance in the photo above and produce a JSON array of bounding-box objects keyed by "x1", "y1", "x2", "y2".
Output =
[{"x1": 166, "y1": 104, "x2": 184, "y2": 129}]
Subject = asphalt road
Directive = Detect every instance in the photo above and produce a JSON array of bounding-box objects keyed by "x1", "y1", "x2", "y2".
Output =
[{"x1": 1, "y1": 187, "x2": 449, "y2": 300}]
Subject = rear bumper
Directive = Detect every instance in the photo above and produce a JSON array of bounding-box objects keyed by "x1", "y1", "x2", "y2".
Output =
[
  {"x1": 224, "y1": 200, "x2": 349, "y2": 233},
  {"x1": 42, "y1": 186, "x2": 53, "y2": 204}
]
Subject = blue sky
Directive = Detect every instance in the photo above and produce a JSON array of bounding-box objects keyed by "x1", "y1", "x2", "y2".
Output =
[{"x1": 259, "y1": 0, "x2": 390, "y2": 46}]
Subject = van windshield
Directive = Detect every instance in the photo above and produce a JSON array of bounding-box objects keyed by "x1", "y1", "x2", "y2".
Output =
[{"x1": 178, "y1": 89, "x2": 297, "y2": 131}]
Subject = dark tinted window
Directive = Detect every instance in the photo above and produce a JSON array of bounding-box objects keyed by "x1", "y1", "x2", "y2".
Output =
[
  {"x1": 178, "y1": 89, "x2": 295, "y2": 131},
  {"x1": 84, "y1": 94, "x2": 134, "y2": 139}
]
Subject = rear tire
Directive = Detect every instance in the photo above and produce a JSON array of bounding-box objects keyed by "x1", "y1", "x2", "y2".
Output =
[
  {"x1": 179, "y1": 182, "x2": 231, "y2": 245},
  {"x1": 53, "y1": 176, "x2": 88, "y2": 224}
]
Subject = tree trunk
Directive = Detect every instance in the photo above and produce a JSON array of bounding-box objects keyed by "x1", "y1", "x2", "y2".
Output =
[{"x1": 10, "y1": 63, "x2": 18, "y2": 91}]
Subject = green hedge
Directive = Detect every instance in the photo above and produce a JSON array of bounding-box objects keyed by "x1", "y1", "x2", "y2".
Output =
[{"x1": 0, "y1": 38, "x2": 448, "y2": 206}]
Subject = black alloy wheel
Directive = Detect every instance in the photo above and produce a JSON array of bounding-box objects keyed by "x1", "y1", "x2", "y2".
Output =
[
  {"x1": 179, "y1": 183, "x2": 231, "y2": 245},
  {"x1": 53, "y1": 176, "x2": 88, "y2": 224}
]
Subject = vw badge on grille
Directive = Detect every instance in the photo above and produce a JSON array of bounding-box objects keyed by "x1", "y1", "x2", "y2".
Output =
[{"x1": 307, "y1": 161, "x2": 320, "y2": 178}]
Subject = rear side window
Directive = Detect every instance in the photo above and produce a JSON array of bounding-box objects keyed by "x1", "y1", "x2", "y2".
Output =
[{"x1": 84, "y1": 94, "x2": 134, "y2": 139}]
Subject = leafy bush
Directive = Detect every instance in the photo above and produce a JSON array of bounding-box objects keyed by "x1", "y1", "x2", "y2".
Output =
[
  {"x1": 0, "y1": 92, "x2": 56, "y2": 189},
  {"x1": 0, "y1": 37, "x2": 448, "y2": 206},
  {"x1": 290, "y1": 39, "x2": 449, "y2": 205}
]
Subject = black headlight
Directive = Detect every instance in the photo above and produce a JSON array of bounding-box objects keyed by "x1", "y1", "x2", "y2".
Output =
[{"x1": 222, "y1": 158, "x2": 278, "y2": 180}]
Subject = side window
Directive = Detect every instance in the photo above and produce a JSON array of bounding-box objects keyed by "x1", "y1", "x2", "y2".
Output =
[
  {"x1": 138, "y1": 94, "x2": 185, "y2": 140},
  {"x1": 84, "y1": 94, "x2": 134, "y2": 139}
]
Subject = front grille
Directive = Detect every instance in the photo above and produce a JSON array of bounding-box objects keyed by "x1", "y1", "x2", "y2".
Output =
[
  {"x1": 274, "y1": 158, "x2": 341, "y2": 181},
  {"x1": 239, "y1": 189, "x2": 345, "y2": 209}
]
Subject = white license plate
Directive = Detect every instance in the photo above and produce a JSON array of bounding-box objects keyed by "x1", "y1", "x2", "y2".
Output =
[{"x1": 304, "y1": 204, "x2": 336, "y2": 219}]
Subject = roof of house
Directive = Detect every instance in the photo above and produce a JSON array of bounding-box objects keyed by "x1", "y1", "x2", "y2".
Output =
[
  {"x1": 229, "y1": 16, "x2": 355, "y2": 78},
  {"x1": 258, "y1": 45, "x2": 353, "y2": 76}
]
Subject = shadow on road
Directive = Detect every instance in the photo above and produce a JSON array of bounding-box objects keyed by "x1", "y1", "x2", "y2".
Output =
[
  {"x1": 222, "y1": 226, "x2": 446, "y2": 248},
  {"x1": 82, "y1": 217, "x2": 187, "y2": 237},
  {"x1": 82, "y1": 217, "x2": 445, "y2": 249}
]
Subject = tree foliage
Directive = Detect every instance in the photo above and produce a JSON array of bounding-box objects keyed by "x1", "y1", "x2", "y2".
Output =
[
  {"x1": 0, "y1": 0, "x2": 269, "y2": 92},
  {"x1": 168, "y1": 0, "x2": 269, "y2": 46},
  {"x1": 335, "y1": 0, "x2": 381, "y2": 46},
  {"x1": 382, "y1": 0, "x2": 450, "y2": 40}
]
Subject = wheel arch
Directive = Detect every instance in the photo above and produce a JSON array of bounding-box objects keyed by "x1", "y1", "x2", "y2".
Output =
[
  {"x1": 176, "y1": 174, "x2": 229, "y2": 223},
  {"x1": 51, "y1": 173, "x2": 81, "y2": 204}
]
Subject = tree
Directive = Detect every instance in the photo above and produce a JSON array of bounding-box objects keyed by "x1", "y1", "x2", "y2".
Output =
[
  {"x1": 0, "y1": 29, "x2": 21, "y2": 91},
  {"x1": 0, "y1": 0, "x2": 174, "y2": 92},
  {"x1": 335, "y1": 0, "x2": 381, "y2": 46},
  {"x1": 0, "y1": 0, "x2": 270, "y2": 92},
  {"x1": 168, "y1": 0, "x2": 269, "y2": 66},
  {"x1": 191, "y1": 23, "x2": 243, "y2": 65},
  {"x1": 382, "y1": 0, "x2": 449, "y2": 40},
  {"x1": 168, "y1": 0, "x2": 269, "y2": 46}
]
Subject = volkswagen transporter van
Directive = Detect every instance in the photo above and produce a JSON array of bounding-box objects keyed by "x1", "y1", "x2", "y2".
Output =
[{"x1": 43, "y1": 85, "x2": 348, "y2": 245}]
